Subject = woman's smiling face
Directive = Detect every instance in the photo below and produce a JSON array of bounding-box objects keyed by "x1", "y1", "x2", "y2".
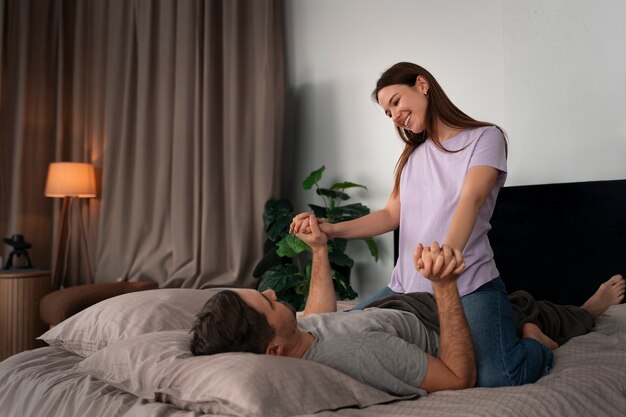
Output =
[{"x1": 377, "y1": 79, "x2": 429, "y2": 134}]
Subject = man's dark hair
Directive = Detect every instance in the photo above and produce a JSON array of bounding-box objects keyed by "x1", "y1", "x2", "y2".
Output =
[{"x1": 190, "y1": 290, "x2": 276, "y2": 355}]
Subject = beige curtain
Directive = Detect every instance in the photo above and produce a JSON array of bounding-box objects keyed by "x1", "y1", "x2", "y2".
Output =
[
  {"x1": 0, "y1": 0, "x2": 60, "y2": 272},
  {"x1": 0, "y1": 0, "x2": 285, "y2": 289}
]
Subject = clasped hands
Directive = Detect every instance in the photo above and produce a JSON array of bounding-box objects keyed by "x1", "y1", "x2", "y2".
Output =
[
  {"x1": 290, "y1": 212, "x2": 329, "y2": 236},
  {"x1": 415, "y1": 242, "x2": 465, "y2": 284},
  {"x1": 292, "y1": 214, "x2": 328, "y2": 250}
]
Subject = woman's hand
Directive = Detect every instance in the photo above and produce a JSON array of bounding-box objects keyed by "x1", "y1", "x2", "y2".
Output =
[
  {"x1": 414, "y1": 241, "x2": 465, "y2": 284},
  {"x1": 290, "y1": 212, "x2": 333, "y2": 237}
]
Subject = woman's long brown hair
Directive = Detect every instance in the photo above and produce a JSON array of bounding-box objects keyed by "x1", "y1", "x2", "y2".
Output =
[{"x1": 372, "y1": 62, "x2": 507, "y2": 196}]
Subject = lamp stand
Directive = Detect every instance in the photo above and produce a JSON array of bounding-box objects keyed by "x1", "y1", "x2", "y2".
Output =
[
  {"x1": 76, "y1": 198, "x2": 94, "y2": 285},
  {"x1": 52, "y1": 197, "x2": 70, "y2": 290},
  {"x1": 51, "y1": 197, "x2": 94, "y2": 290}
]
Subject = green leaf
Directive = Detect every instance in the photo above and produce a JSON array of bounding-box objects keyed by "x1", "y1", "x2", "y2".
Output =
[
  {"x1": 258, "y1": 264, "x2": 302, "y2": 293},
  {"x1": 266, "y1": 217, "x2": 292, "y2": 242},
  {"x1": 363, "y1": 237, "x2": 379, "y2": 262},
  {"x1": 295, "y1": 281, "x2": 309, "y2": 296},
  {"x1": 317, "y1": 188, "x2": 350, "y2": 201},
  {"x1": 332, "y1": 270, "x2": 358, "y2": 300},
  {"x1": 302, "y1": 166, "x2": 325, "y2": 190},
  {"x1": 280, "y1": 291, "x2": 306, "y2": 312},
  {"x1": 330, "y1": 182, "x2": 367, "y2": 191},
  {"x1": 258, "y1": 264, "x2": 308, "y2": 311},
  {"x1": 328, "y1": 203, "x2": 370, "y2": 222},
  {"x1": 263, "y1": 199, "x2": 294, "y2": 241},
  {"x1": 276, "y1": 234, "x2": 310, "y2": 257},
  {"x1": 308, "y1": 204, "x2": 327, "y2": 219},
  {"x1": 252, "y1": 246, "x2": 283, "y2": 278},
  {"x1": 328, "y1": 249, "x2": 354, "y2": 268},
  {"x1": 328, "y1": 238, "x2": 347, "y2": 253},
  {"x1": 263, "y1": 199, "x2": 293, "y2": 226},
  {"x1": 335, "y1": 274, "x2": 348, "y2": 290}
]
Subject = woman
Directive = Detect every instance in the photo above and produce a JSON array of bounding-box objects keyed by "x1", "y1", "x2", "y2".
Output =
[{"x1": 290, "y1": 62, "x2": 553, "y2": 387}]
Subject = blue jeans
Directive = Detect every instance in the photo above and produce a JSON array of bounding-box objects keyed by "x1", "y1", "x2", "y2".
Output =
[
  {"x1": 462, "y1": 277, "x2": 553, "y2": 387},
  {"x1": 351, "y1": 278, "x2": 553, "y2": 387}
]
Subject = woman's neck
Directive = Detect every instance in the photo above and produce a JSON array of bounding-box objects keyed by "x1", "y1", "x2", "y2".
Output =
[{"x1": 436, "y1": 119, "x2": 464, "y2": 142}]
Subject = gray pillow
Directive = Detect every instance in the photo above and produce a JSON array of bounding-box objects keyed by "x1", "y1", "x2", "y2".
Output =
[
  {"x1": 76, "y1": 330, "x2": 414, "y2": 416},
  {"x1": 38, "y1": 288, "x2": 221, "y2": 357}
]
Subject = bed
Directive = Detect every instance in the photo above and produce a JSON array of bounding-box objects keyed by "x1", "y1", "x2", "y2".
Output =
[{"x1": 1, "y1": 179, "x2": 625, "y2": 417}]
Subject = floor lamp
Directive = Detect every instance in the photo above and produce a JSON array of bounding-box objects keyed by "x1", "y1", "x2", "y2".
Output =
[{"x1": 45, "y1": 162, "x2": 97, "y2": 290}]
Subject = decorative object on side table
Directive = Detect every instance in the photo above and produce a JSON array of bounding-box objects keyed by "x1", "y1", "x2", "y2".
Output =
[
  {"x1": 45, "y1": 162, "x2": 97, "y2": 290},
  {"x1": 3, "y1": 234, "x2": 34, "y2": 269},
  {"x1": 253, "y1": 166, "x2": 379, "y2": 311}
]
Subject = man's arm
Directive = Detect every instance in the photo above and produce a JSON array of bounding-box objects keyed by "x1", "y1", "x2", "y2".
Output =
[
  {"x1": 417, "y1": 243, "x2": 476, "y2": 392},
  {"x1": 296, "y1": 215, "x2": 337, "y2": 317}
]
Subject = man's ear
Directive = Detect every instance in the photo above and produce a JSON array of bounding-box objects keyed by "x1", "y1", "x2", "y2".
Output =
[{"x1": 265, "y1": 342, "x2": 286, "y2": 356}]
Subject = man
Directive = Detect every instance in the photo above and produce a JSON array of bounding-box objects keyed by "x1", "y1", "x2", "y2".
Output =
[
  {"x1": 191, "y1": 214, "x2": 480, "y2": 396},
  {"x1": 191, "y1": 215, "x2": 624, "y2": 395}
]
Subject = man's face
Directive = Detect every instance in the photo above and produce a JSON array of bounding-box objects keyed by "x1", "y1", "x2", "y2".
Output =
[{"x1": 235, "y1": 289, "x2": 298, "y2": 339}]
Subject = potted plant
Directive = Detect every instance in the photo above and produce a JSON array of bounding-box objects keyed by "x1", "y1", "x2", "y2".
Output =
[{"x1": 253, "y1": 166, "x2": 379, "y2": 311}]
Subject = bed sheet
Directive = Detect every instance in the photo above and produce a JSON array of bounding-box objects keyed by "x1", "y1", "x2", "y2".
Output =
[
  {"x1": 0, "y1": 346, "x2": 222, "y2": 417},
  {"x1": 1, "y1": 304, "x2": 625, "y2": 417}
]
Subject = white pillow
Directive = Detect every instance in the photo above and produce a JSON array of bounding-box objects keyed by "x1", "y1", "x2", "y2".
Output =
[
  {"x1": 38, "y1": 288, "x2": 221, "y2": 357},
  {"x1": 76, "y1": 330, "x2": 413, "y2": 416}
]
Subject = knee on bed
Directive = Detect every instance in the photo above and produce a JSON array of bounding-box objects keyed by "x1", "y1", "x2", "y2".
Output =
[{"x1": 475, "y1": 339, "x2": 554, "y2": 388}]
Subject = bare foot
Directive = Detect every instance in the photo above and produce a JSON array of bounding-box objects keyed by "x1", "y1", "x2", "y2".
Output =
[
  {"x1": 523, "y1": 323, "x2": 559, "y2": 350},
  {"x1": 581, "y1": 274, "x2": 625, "y2": 318}
]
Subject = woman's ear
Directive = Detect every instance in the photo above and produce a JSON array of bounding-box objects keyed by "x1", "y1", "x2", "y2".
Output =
[{"x1": 415, "y1": 75, "x2": 429, "y2": 95}]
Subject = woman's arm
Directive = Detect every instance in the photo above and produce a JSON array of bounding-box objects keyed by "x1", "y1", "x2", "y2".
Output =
[
  {"x1": 291, "y1": 191, "x2": 400, "y2": 239},
  {"x1": 443, "y1": 166, "x2": 499, "y2": 252}
]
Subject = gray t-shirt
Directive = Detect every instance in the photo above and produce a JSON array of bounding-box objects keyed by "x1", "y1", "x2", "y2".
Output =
[{"x1": 298, "y1": 308, "x2": 440, "y2": 396}]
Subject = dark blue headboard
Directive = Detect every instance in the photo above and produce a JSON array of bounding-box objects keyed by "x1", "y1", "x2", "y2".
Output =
[
  {"x1": 489, "y1": 179, "x2": 626, "y2": 305},
  {"x1": 395, "y1": 179, "x2": 626, "y2": 306}
]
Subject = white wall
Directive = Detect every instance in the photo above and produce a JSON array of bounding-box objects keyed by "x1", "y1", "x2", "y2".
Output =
[{"x1": 283, "y1": 0, "x2": 626, "y2": 300}]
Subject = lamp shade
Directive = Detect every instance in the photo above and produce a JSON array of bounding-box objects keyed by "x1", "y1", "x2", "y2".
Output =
[{"x1": 45, "y1": 162, "x2": 96, "y2": 198}]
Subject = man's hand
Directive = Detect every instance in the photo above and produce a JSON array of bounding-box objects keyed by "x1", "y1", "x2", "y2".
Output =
[
  {"x1": 295, "y1": 215, "x2": 328, "y2": 251},
  {"x1": 414, "y1": 241, "x2": 465, "y2": 284}
]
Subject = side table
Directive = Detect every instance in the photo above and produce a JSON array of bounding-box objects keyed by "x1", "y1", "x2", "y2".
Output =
[{"x1": 0, "y1": 270, "x2": 51, "y2": 361}]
